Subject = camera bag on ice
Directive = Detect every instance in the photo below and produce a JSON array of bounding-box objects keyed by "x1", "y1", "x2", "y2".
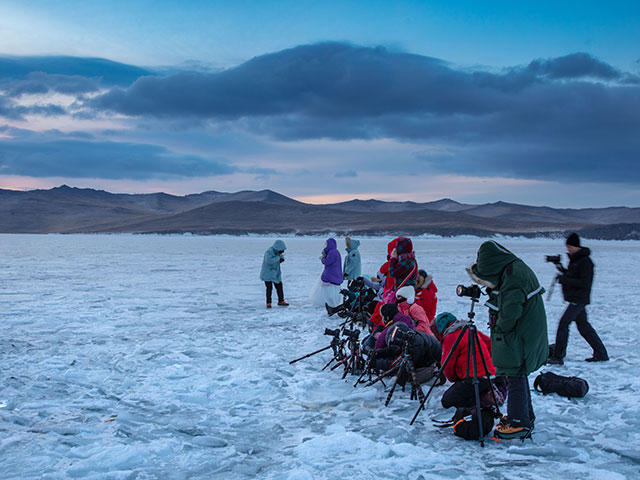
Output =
[
  {"x1": 452, "y1": 406, "x2": 497, "y2": 440},
  {"x1": 533, "y1": 371, "x2": 589, "y2": 398},
  {"x1": 434, "y1": 406, "x2": 497, "y2": 441}
]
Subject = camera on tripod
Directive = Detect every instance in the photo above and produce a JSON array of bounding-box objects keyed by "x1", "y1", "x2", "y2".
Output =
[
  {"x1": 456, "y1": 284, "x2": 482, "y2": 299},
  {"x1": 343, "y1": 328, "x2": 360, "y2": 341},
  {"x1": 388, "y1": 327, "x2": 416, "y2": 347},
  {"x1": 324, "y1": 328, "x2": 340, "y2": 337},
  {"x1": 545, "y1": 254, "x2": 561, "y2": 264}
]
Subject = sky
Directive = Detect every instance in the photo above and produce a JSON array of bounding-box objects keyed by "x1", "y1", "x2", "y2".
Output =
[{"x1": 0, "y1": 0, "x2": 639, "y2": 207}]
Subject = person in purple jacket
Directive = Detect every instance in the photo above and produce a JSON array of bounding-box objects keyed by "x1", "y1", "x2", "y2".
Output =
[
  {"x1": 372, "y1": 303, "x2": 416, "y2": 371},
  {"x1": 311, "y1": 238, "x2": 344, "y2": 307},
  {"x1": 321, "y1": 238, "x2": 343, "y2": 284}
]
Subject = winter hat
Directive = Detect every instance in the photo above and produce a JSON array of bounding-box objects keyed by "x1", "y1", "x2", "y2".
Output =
[
  {"x1": 395, "y1": 237, "x2": 414, "y2": 255},
  {"x1": 435, "y1": 312, "x2": 458, "y2": 333},
  {"x1": 396, "y1": 286, "x2": 415, "y2": 304},
  {"x1": 566, "y1": 232, "x2": 580, "y2": 247},
  {"x1": 380, "y1": 303, "x2": 399, "y2": 323}
]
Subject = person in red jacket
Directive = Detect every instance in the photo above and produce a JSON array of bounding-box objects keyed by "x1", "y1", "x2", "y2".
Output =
[
  {"x1": 389, "y1": 237, "x2": 418, "y2": 288},
  {"x1": 415, "y1": 269, "x2": 438, "y2": 322},
  {"x1": 436, "y1": 312, "x2": 498, "y2": 409},
  {"x1": 368, "y1": 237, "x2": 401, "y2": 329}
]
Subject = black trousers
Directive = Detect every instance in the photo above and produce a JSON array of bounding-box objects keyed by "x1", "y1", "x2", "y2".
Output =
[
  {"x1": 554, "y1": 303, "x2": 608, "y2": 359},
  {"x1": 507, "y1": 374, "x2": 534, "y2": 429},
  {"x1": 265, "y1": 281, "x2": 284, "y2": 304},
  {"x1": 441, "y1": 378, "x2": 492, "y2": 409}
]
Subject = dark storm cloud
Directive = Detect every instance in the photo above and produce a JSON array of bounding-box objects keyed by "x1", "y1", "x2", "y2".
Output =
[
  {"x1": 90, "y1": 42, "x2": 640, "y2": 184},
  {"x1": 0, "y1": 94, "x2": 66, "y2": 120},
  {"x1": 525, "y1": 52, "x2": 621, "y2": 80},
  {"x1": 0, "y1": 56, "x2": 152, "y2": 86},
  {"x1": 4, "y1": 72, "x2": 101, "y2": 97},
  {"x1": 0, "y1": 56, "x2": 154, "y2": 113},
  {"x1": 0, "y1": 134, "x2": 236, "y2": 180},
  {"x1": 3, "y1": 46, "x2": 639, "y2": 184}
]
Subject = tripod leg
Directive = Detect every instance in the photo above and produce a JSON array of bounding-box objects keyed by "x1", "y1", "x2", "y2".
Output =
[
  {"x1": 408, "y1": 360, "x2": 425, "y2": 405},
  {"x1": 410, "y1": 325, "x2": 469, "y2": 425},
  {"x1": 322, "y1": 357, "x2": 335, "y2": 371},
  {"x1": 342, "y1": 356, "x2": 353, "y2": 379},
  {"x1": 469, "y1": 326, "x2": 486, "y2": 447},
  {"x1": 472, "y1": 327, "x2": 502, "y2": 416},
  {"x1": 385, "y1": 367, "x2": 401, "y2": 407}
]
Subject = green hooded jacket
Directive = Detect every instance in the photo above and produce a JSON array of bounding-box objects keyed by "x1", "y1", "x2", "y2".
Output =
[{"x1": 468, "y1": 241, "x2": 548, "y2": 376}]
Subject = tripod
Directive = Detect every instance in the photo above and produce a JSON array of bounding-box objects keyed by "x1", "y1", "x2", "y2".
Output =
[
  {"x1": 289, "y1": 329, "x2": 344, "y2": 367},
  {"x1": 383, "y1": 335, "x2": 425, "y2": 407},
  {"x1": 409, "y1": 294, "x2": 502, "y2": 447}
]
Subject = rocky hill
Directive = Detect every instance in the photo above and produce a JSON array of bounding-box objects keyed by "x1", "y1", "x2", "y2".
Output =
[{"x1": 1, "y1": 185, "x2": 639, "y2": 239}]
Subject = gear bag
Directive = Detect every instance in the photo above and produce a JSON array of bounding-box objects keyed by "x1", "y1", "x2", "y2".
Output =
[
  {"x1": 434, "y1": 406, "x2": 497, "y2": 441},
  {"x1": 533, "y1": 371, "x2": 589, "y2": 398}
]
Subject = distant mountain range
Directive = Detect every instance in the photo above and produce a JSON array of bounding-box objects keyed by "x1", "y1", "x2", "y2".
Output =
[{"x1": 1, "y1": 185, "x2": 639, "y2": 239}]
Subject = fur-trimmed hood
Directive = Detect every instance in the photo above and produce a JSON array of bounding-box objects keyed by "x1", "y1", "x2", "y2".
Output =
[{"x1": 467, "y1": 241, "x2": 518, "y2": 289}]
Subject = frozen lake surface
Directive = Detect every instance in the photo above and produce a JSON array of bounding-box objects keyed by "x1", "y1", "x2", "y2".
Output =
[{"x1": 1, "y1": 235, "x2": 639, "y2": 479}]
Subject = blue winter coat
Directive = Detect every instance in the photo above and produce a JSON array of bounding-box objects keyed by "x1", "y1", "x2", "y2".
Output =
[
  {"x1": 343, "y1": 239, "x2": 362, "y2": 281},
  {"x1": 321, "y1": 238, "x2": 343, "y2": 285},
  {"x1": 260, "y1": 240, "x2": 286, "y2": 283}
]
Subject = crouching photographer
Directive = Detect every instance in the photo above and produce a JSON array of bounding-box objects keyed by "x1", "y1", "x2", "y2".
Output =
[
  {"x1": 371, "y1": 304, "x2": 441, "y2": 381},
  {"x1": 387, "y1": 322, "x2": 442, "y2": 386},
  {"x1": 467, "y1": 241, "x2": 548, "y2": 440},
  {"x1": 435, "y1": 312, "x2": 505, "y2": 409}
]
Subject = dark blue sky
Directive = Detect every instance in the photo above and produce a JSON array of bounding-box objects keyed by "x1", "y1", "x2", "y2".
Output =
[{"x1": 0, "y1": 1, "x2": 638, "y2": 206}]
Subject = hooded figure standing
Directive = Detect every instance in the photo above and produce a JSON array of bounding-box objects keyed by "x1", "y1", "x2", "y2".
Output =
[
  {"x1": 311, "y1": 238, "x2": 343, "y2": 308},
  {"x1": 343, "y1": 237, "x2": 362, "y2": 281},
  {"x1": 467, "y1": 241, "x2": 548, "y2": 440},
  {"x1": 260, "y1": 239, "x2": 289, "y2": 308}
]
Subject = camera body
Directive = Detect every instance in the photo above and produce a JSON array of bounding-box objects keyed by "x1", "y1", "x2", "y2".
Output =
[
  {"x1": 388, "y1": 327, "x2": 416, "y2": 347},
  {"x1": 324, "y1": 328, "x2": 340, "y2": 337},
  {"x1": 545, "y1": 254, "x2": 561, "y2": 264},
  {"x1": 343, "y1": 328, "x2": 360, "y2": 341},
  {"x1": 456, "y1": 284, "x2": 482, "y2": 299}
]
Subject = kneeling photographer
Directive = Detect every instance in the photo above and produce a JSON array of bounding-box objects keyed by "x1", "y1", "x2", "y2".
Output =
[
  {"x1": 435, "y1": 312, "x2": 504, "y2": 409},
  {"x1": 373, "y1": 305, "x2": 441, "y2": 380},
  {"x1": 370, "y1": 304, "x2": 415, "y2": 370},
  {"x1": 467, "y1": 241, "x2": 548, "y2": 440}
]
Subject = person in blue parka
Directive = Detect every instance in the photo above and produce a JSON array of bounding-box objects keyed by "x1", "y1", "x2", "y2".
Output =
[
  {"x1": 343, "y1": 237, "x2": 362, "y2": 281},
  {"x1": 260, "y1": 239, "x2": 289, "y2": 308}
]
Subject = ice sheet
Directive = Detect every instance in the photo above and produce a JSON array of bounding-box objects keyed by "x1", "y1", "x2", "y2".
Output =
[{"x1": 0, "y1": 234, "x2": 638, "y2": 479}]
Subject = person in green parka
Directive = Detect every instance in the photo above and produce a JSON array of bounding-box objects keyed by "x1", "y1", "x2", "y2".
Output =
[
  {"x1": 343, "y1": 237, "x2": 362, "y2": 282},
  {"x1": 467, "y1": 240, "x2": 548, "y2": 440},
  {"x1": 260, "y1": 239, "x2": 289, "y2": 308}
]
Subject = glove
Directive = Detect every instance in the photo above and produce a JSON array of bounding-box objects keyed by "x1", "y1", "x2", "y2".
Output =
[
  {"x1": 558, "y1": 274, "x2": 566, "y2": 285},
  {"x1": 488, "y1": 312, "x2": 498, "y2": 329},
  {"x1": 279, "y1": 258, "x2": 285, "y2": 263}
]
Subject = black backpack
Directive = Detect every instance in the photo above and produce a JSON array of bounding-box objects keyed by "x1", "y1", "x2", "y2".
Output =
[
  {"x1": 534, "y1": 371, "x2": 589, "y2": 398},
  {"x1": 434, "y1": 406, "x2": 497, "y2": 440}
]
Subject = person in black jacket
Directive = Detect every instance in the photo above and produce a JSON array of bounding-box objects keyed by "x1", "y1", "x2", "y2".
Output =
[{"x1": 548, "y1": 233, "x2": 609, "y2": 365}]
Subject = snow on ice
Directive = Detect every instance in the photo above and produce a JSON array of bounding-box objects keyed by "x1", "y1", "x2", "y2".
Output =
[{"x1": 0, "y1": 234, "x2": 639, "y2": 479}]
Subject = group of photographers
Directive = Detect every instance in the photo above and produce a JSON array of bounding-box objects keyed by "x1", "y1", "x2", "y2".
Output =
[{"x1": 272, "y1": 232, "x2": 608, "y2": 442}]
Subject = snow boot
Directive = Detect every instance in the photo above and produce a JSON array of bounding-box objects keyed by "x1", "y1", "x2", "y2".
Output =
[
  {"x1": 278, "y1": 301, "x2": 289, "y2": 307},
  {"x1": 493, "y1": 422, "x2": 531, "y2": 440},
  {"x1": 266, "y1": 303, "x2": 272, "y2": 309}
]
